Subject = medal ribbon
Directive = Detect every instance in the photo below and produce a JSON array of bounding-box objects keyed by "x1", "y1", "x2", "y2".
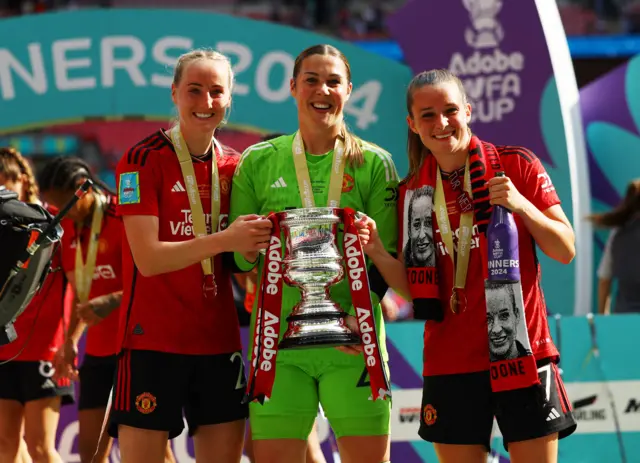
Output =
[
  {"x1": 434, "y1": 158, "x2": 474, "y2": 313},
  {"x1": 170, "y1": 126, "x2": 221, "y2": 298},
  {"x1": 75, "y1": 194, "x2": 104, "y2": 303},
  {"x1": 292, "y1": 131, "x2": 346, "y2": 208}
]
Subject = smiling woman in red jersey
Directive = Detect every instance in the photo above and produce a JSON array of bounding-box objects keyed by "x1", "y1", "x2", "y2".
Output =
[
  {"x1": 356, "y1": 69, "x2": 577, "y2": 463},
  {"x1": 37, "y1": 155, "x2": 127, "y2": 463},
  {"x1": 0, "y1": 148, "x2": 74, "y2": 463},
  {"x1": 110, "y1": 48, "x2": 272, "y2": 463}
]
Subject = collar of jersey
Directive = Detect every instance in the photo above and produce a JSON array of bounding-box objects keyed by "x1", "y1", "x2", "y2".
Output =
[
  {"x1": 305, "y1": 149, "x2": 334, "y2": 165},
  {"x1": 191, "y1": 148, "x2": 213, "y2": 163}
]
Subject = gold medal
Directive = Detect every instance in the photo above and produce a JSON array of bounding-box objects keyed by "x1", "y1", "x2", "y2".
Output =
[
  {"x1": 450, "y1": 287, "x2": 467, "y2": 314},
  {"x1": 203, "y1": 274, "x2": 217, "y2": 299},
  {"x1": 450, "y1": 290, "x2": 458, "y2": 314}
]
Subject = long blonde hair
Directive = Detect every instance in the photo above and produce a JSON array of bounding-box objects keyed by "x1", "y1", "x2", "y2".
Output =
[
  {"x1": 0, "y1": 147, "x2": 39, "y2": 203},
  {"x1": 292, "y1": 44, "x2": 363, "y2": 167},
  {"x1": 405, "y1": 69, "x2": 469, "y2": 180}
]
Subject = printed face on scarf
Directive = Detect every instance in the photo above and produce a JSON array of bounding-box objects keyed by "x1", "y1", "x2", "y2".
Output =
[
  {"x1": 486, "y1": 285, "x2": 519, "y2": 361},
  {"x1": 409, "y1": 189, "x2": 434, "y2": 266}
]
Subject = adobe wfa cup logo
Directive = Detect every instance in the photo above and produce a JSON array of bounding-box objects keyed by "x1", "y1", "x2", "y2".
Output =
[{"x1": 463, "y1": 0, "x2": 504, "y2": 49}]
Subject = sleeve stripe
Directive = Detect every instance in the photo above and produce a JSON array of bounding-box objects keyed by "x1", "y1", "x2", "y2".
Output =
[
  {"x1": 363, "y1": 142, "x2": 399, "y2": 182},
  {"x1": 367, "y1": 143, "x2": 398, "y2": 182},
  {"x1": 133, "y1": 146, "x2": 142, "y2": 165},
  {"x1": 140, "y1": 136, "x2": 166, "y2": 167},
  {"x1": 497, "y1": 145, "x2": 536, "y2": 163},
  {"x1": 125, "y1": 132, "x2": 165, "y2": 166},
  {"x1": 236, "y1": 141, "x2": 271, "y2": 176},
  {"x1": 126, "y1": 132, "x2": 158, "y2": 164}
]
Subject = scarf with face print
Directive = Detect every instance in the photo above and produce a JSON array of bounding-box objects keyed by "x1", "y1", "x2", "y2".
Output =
[{"x1": 399, "y1": 136, "x2": 539, "y2": 392}]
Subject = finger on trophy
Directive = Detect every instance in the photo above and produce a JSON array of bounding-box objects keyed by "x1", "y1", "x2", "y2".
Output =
[
  {"x1": 255, "y1": 240, "x2": 269, "y2": 250},
  {"x1": 254, "y1": 218, "x2": 274, "y2": 229}
]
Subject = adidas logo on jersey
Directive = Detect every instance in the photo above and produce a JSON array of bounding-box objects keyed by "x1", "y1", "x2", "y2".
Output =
[
  {"x1": 172, "y1": 181, "x2": 186, "y2": 192},
  {"x1": 41, "y1": 379, "x2": 56, "y2": 389},
  {"x1": 546, "y1": 407, "x2": 561, "y2": 421},
  {"x1": 270, "y1": 177, "x2": 287, "y2": 188}
]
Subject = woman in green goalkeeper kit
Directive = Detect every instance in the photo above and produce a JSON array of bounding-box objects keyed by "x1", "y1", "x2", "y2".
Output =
[{"x1": 230, "y1": 44, "x2": 399, "y2": 463}]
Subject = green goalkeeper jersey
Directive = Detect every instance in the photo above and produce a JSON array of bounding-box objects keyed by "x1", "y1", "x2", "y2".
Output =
[{"x1": 230, "y1": 133, "x2": 399, "y2": 362}]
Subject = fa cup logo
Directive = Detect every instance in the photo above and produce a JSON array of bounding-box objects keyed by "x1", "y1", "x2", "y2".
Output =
[{"x1": 463, "y1": 0, "x2": 504, "y2": 49}]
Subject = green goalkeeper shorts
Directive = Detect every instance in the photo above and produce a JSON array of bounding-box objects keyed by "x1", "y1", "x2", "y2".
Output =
[{"x1": 249, "y1": 349, "x2": 391, "y2": 440}]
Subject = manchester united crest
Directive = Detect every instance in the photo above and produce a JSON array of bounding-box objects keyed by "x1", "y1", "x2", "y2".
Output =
[
  {"x1": 98, "y1": 238, "x2": 109, "y2": 253},
  {"x1": 342, "y1": 173, "x2": 355, "y2": 193},
  {"x1": 423, "y1": 404, "x2": 437, "y2": 426},
  {"x1": 135, "y1": 392, "x2": 157, "y2": 414},
  {"x1": 220, "y1": 176, "x2": 231, "y2": 195}
]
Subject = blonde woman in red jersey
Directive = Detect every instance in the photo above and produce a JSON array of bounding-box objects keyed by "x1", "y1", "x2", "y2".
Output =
[
  {"x1": 0, "y1": 148, "x2": 74, "y2": 463},
  {"x1": 357, "y1": 69, "x2": 577, "y2": 463},
  {"x1": 111, "y1": 49, "x2": 272, "y2": 463}
]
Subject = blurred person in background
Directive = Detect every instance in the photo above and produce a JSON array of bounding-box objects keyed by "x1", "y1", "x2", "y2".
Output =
[
  {"x1": 591, "y1": 179, "x2": 640, "y2": 314},
  {"x1": 37, "y1": 156, "x2": 131, "y2": 463},
  {"x1": 0, "y1": 148, "x2": 74, "y2": 463}
]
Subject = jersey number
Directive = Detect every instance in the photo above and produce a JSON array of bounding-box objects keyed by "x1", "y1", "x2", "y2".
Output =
[
  {"x1": 356, "y1": 366, "x2": 370, "y2": 388},
  {"x1": 230, "y1": 352, "x2": 247, "y2": 390},
  {"x1": 537, "y1": 173, "x2": 555, "y2": 193},
  {"x1": 537, "y1": 363, "x2": 551, "y2": 402}
]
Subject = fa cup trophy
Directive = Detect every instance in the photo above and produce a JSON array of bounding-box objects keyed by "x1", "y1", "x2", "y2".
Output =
[{"x1": 278, "y1": 207, "x2": 360, "y2": 349}]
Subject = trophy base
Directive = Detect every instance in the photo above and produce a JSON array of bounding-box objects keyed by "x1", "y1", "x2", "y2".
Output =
[{"x1": 279, "y1": 331, "x2": 361, "y2": 350}]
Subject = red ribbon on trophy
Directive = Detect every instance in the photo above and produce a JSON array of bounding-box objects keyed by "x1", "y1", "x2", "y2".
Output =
[{"x1": 245, "y1": 208, "x2": 391, "y2": 404}]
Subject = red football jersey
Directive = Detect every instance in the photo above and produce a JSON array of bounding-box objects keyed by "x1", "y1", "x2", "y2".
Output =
[
  {"x1": 0, "y1": 209, "x2": 71, "y2": 362},
  {"x1": 61, "y1": 196, "x2": 123, "y2": 357},
  {"x1": 423, "y1": 146, "x2": 561, "y2": 376},
  {"x1": 115, "y1": 130, "x2": 241, "y2": 355}
]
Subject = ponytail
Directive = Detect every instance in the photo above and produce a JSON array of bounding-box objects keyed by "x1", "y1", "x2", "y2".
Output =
[
  {"x1": 341, "y1": 121, "x2": 364, "y2": 167},
  {"x1": 406, "y1": 129, "x2": 427, "y2": 181}
]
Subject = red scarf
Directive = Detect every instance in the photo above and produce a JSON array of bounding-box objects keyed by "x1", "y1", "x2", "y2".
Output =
[
  {"x1": 245, "y1": 208, "x2": 391, "y2": 403},
  {"x1": 399, "y1": 136, "x2": 540, "y2": 392}
]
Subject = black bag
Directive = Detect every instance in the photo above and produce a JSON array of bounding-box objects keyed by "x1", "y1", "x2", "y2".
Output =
[{"x1": 0, "y1": 187, "x2": 62, "y2": 342}]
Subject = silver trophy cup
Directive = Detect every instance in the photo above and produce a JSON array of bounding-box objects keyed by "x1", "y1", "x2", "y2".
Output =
[{"x1": 278, "y1": 207, "x2": 361, "y2": 350}]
